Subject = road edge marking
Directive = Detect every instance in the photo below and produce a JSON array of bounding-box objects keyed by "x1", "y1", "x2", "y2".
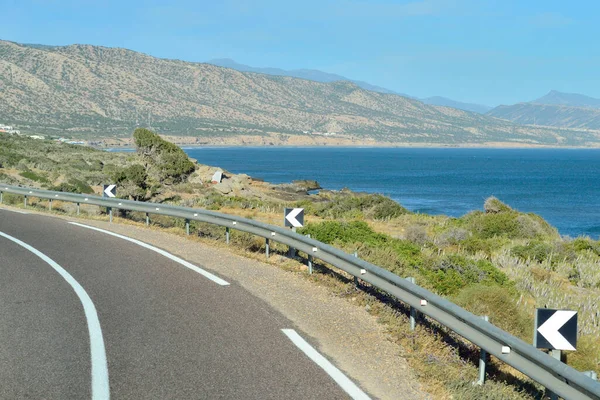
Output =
[
  {"x1": 0, "y1": 208, "x2": 29, "y2": 214},
  {"x1": 0, "y1": 230, "x2": 110, "y2": 400},
  {"x1": 281, "y1": 329, "x2": 371, "y2": 400},
  {"x1": 68, "y1": 222, "x2": 230, "y2": 286}
]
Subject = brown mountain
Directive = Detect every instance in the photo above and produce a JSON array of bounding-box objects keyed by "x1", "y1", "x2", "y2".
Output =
[
  {"x1": 1, "y1": 40, "x2": 599, "y2": 145},
  {"x1": 487, "y1": 91, "x2": 600, "y2": 130}
]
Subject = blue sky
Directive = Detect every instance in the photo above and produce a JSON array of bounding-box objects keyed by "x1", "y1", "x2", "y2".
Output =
[{"x1": 1, "y1": 0, "x2": 598, "y2": 106}]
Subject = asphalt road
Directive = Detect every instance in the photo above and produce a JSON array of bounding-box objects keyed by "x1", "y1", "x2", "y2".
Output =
[{"x1": 0, "y1": 209, "x2": 367, "y2": 399}]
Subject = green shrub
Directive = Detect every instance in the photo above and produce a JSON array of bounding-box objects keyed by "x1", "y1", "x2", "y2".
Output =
[
  {"x1": 19, "y1": 170, "x2": 49, "y2": 183},
  {"x1": 133, "y1": 128, "x2": 195, "y2": 184},
  {"x1": 299, "y1": 193, "x2": 408, "y2": 220},
  {"x1": 51, "y1": 178, "x2": 94, "y2": 194},
  {"x1": 453, "y1": 284, "x2": 532, "y2": 341},
  {"x1": 112, "y1": 164, "x2": 148, "y2": 200},
  {"x1": 511, "y1": 241, "x2": 553, "y2": 263},
  {"x1": 484, "y1": 196, "x2": 513, "y2": 214},
  {"x1": 421, "y1": 255, "x2": 510, "y2": 295}
]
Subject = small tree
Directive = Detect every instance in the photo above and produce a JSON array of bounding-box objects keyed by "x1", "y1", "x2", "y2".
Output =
[
  {"x1": 132, "y1": 128, "x2": 195, "y2": 184},
  {"x1": 113, "y1": 164, "x2": 148, "y2": 200}
]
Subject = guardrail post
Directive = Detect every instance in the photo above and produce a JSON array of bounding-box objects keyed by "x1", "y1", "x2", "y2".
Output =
[
  {"x1": 108, "y1": 207, "x2": 113, "y2": 223},
  {"x1": 76, "y1": 202, "x2": 80, "y2": 215},
  {"x1": 24, "y1": 195, "x2": 27, "y2": 208},
  {"x1": 226, "y1": 227, "x2": 230, "y2": 244},
  {"x1": 265, "y1": 238, "x2": 270, "y2": 258},
  {"x1": 49, "y1": 199, "x2": 52, "y2": 211},
  {"x1": 306, "y1": 234, "x2": 313, "y2": 274},
  {"x1": 0, "y1": 191, "x2": 3, "y2": 204},
  {"x1": 288, "y1": 227, "x2": 297, "y2": 258},
  {"x1": 548, "y1": 350, "x2": 562, "y2": 400},
  {"x1": 353, "y1": 251, "x2": 359, "y2": 287},
  {"x1": 145, "y1": 212, "x2": 149, "y2": 226},
  {"x1": 185, "y1": 219, "x2": 190, "y2": 236},
  {"x1": 476, "y1": 315, "x2": 489, "y2": 385},
  {"x1": 406, "y1": 277, "x2": 417, "y2": 331}
]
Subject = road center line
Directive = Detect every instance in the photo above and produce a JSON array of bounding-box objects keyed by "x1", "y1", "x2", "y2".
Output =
[
  {"x1": 0, "y1": 230, "x2": 110, "y2": 400},
  {"x1": 68, "y1": 222, "x2": 230, "y2": 286},
  {"x1": 281, "y1": 329, "x2": 371, "y2": 400}
]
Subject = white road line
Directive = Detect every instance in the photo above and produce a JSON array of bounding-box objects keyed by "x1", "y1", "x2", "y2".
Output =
[
  {"x1": 281, "y1": 329, "x2": 371, "y2": 400},
  {"x1": 0, "y1": 208, "x2": 29, "y2": 214},
  {"x1": 68, "y1": 222, "x2": 230, "y2": 286},
  {"x1": 0, "y1": 230, "x2": 110, "y2": 400}
]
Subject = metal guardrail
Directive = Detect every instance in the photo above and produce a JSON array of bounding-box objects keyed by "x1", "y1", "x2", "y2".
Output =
[{"x1": 1, "y1": 183, "x2": 599, "y2": 400}]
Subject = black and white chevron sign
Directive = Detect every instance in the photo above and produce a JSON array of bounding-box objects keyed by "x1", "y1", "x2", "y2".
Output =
[
  {"x1": 535, "y1": 308, "x2": 577, "y2": 351},
  {"x1": 103, "y1": 184, "x2": 117, "y2": 198},
  {"x1": 284, "y1": 208, "x2": 304, "y2": 228}
]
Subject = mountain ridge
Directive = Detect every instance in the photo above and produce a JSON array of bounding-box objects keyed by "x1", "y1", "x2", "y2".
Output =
[
  {"x1": 1, "y1": 40, "x2": 599, "y2": 146},
  {"x1": 487, "y1": 90, "x2": 600, "y2": 129}
]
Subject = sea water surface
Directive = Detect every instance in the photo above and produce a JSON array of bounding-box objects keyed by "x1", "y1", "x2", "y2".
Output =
[{"x1": 114, "y1": 147, "x2": 600, "y2": 237}]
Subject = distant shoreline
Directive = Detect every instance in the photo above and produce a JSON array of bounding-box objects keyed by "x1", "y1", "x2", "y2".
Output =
[
  {"x1": 84, "y1": 129, "x2": 600, "y2": 150},
  {"x1": 102, "y1": 142, "x2": 600, "y2": 151}
]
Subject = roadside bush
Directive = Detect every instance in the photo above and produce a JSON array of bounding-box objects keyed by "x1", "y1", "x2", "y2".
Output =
[
  {"x1": 453, "y1": 284, "x2": 531, "y2": 341},
  {"x1": 112, "y1": 164, "x2": 148, "y2": 200},
  {"x1": 300, "y1": 193, "x2": 409, "y2": 220},
  {"x1": 511, "y1": 241, "x2": 554, "y2": 263},
  {"x1": 19, "y1": 170, "x2": 49, "y2": 184},
  {"x1": 484, "y1": 196, "x2": 513, "y2": 214},
  {"x1": 51, "y1": 179, "x2": 94, "y2": 194},
  {"x1": 421, "y1": 255, "x2": 510, "y2": 295},
  {"x1": 404, "y1": 224, "x2": 429, "y2": 245},
  {"x1": 435, "y1": 227, "x2": 470, "y2": 247}
]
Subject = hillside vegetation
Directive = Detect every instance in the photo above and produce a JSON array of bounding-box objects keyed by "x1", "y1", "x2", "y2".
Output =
[
  {"x1": 2, "y1": 40, "x2": 600, "y2": 145},
  {"x1": 1, "y1": 132, "x2": 598, "y2": 398}
]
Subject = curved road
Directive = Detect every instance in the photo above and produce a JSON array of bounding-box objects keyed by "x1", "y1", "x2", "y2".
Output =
[{"x1": 0, "y1": 209, "x2": 370, "y2": 399}]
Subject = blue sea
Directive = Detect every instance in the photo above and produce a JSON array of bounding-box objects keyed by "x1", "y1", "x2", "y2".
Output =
[{"x1": 114, "y1": 147, "x2": 600, "y2": 237}]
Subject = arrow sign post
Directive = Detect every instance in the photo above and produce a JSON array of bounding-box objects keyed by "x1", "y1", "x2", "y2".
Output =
[
  {"x1": 103, "y1": 184, "x2": 117, "y2": 198},
  {"x1": 284, "y1": 208, "x2": 304, "y2": 228},
  {"x1": 535, "y1": 308, "x2": 577, "y2": 351},
  {"x1": 284, "y1": 208, "x2": 304, "y2": 258}
]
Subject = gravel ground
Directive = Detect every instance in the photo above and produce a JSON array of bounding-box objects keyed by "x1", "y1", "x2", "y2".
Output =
[{"x1": 2, "y1": 206, "x2": 429, "y2": 400}]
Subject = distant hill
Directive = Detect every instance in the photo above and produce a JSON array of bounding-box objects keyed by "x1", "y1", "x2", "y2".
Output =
[
  {"x1": 421, "y1": 96, "x2": 492, "y2": 114},
  {"x1": 207, "y1": 58, "x2": 404, "y2": 95},
  {"x1": 208, "y1": 59, "x2": 495, "y2": 114},
  {"x1": 1, "y1": 40, "x2": 599, "y2": 146},
  {"x1": 532, "y1": 90, "x2": 600, "y2": 108},
  {"x1": 487, "y1": 90, "x2": 600, "y2": 129}
]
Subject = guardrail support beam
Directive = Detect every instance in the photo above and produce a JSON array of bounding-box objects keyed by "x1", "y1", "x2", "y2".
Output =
[
  {"x1": 226, "y1": 227, "x2": 230, "y2": 244},
  {"x1": 288, "y1": 227, "x2": 297, "y2": 258},
  {"x1": 0, "y1": 191, "x2": 3, "y2": 204},
  {"x1": 145, "y1": 212, "x2": 149, "y2": 226},
  {"x1": 406, "y1": 277, "x2": 417, "y2": 331},
  {"x1": 24, "y1": 195, "x2": 27, "y2": 208},
  {"x1": 76, "y1": 202, "x2": 80, "y2": 215},
  {"x1": 549, "y1": 350, "x2": 562, "y2": 400},
  {"x1": 476, "y1": 315, "x2": 489, "y2": 385},
  {"x1": 185, "y1": 219, "x2": 190, "y2": 236},
  {"x1": 265, "y1": 238, "x2": 270, "y2": 258},
  {"x1": 49, "y1": 199, "x2": 52, "y2": 211},
  {"x1": 108, "y1": 207, "x2": 112, "y2": 223},
  {"x1": 306, "y1": 234, "x2": 313, "y2": 274},
  {"x1": 353, "y1": 251, "x2": 359, "y2": 286}
]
